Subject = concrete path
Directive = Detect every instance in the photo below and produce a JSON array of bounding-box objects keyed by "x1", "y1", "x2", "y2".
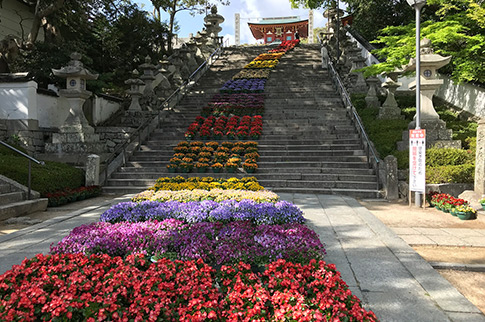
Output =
[{"x1": 1, "y1": 193, "x2": 484, "y2": 321}]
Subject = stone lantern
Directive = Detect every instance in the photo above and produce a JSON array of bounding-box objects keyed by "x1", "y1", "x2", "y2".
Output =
[
  {"x1": 404, "y1": 38, "x2": 451, "y2": 123},
  {"x1": 204, "y1": 5, "x2": 224, "y2": 38},
  {"x1": 52, "y1": 52, "x2": 98, "y2": 132},
  {"x1": 397, "y1": 38, "x2": 460, "y2": 149},
  {"x1": 365, "y1": 76, "x2": 380, "y2": 108},
  {"x1": 379, "y1": 72, "x2": 403, "y2": 119},
  {"x1": 125, "y1": 69, "x2": 144, "y2": 111},
  {"x1": 138, "y1": 55, "x2": 157, "y2": 96},
  {"x1": 47, "y1": 52, "x2": 106, "y2": 154}
]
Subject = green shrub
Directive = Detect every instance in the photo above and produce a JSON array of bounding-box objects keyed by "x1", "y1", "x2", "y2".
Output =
[
  {"x1": 393, "y1": 150, "x2": 409, "y2": 169},
  {"x1": 0, "y1": 155, "x2": 84, "y2": 195},
  {"x1": 426, "y1": 147, "x2": 475, "y2": 167},
  {"x1": 426, "y1": 164, "x2": 475, "y2": 184}
]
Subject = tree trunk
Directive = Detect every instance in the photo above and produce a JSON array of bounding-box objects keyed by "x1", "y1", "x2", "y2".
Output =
[
  {"x1": 26, "y1": 0, "x2": 65, "y2": 45},
  {"x1": 167, "y1": 1, "x2": 177, "y2": 53}
]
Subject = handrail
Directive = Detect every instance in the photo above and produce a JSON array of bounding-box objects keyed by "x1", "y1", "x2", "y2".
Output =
[
  {"x1": 325, "y1": 53, "x2": 381, "y2": 195},
  {"x1": 100, "y1": 39, "x2": 228, "y2": 184},
  {"x1": 0, "y1": 140, "x2": 45, "y2": 200}
]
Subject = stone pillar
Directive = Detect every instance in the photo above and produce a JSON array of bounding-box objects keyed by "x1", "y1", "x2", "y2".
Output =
[
  {"x1": 475, "y1": 119, "x2": 485, "y2": 196},
  {"x1": 384, "y1": 155, "x2": 399, "y2": 200},
  {"x1": 349, "y1": 56, "x2": 368, "y2": 94},
  {"x1": 86, "y1": 154, "x2": 100, "y2": 186},
  {"x1": 365, "y1": 77, "x2": 380, "y2": 108},
  {"x1": 321, "y1": 46, "x2": 329, "y2": 69},
  {"x1": 235, "y1": 13, "x2": 240, "y2": 46}
]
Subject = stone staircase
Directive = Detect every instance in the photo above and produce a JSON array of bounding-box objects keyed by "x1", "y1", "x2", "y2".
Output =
[
  {"x1": 0, "y1": 176, "x2": 48, "y2": 221},
  {"x1": 103, "y1": 44, "x2": 380, "y2": 199}
]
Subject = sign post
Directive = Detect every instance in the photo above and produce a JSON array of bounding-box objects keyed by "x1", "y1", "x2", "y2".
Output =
[{"x1": 409, "y1": 129, "x2": 426, "y2": 206}]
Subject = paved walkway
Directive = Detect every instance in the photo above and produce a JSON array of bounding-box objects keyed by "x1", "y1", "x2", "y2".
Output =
[{"x1": 1, "y1": 193, "x2": 484, "y2": 321}]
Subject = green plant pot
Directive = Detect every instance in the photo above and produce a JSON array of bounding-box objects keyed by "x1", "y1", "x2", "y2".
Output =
[
  {"x1": 481, "y1": 203, "x2": 485, "y2": 211},
  {"x1": 226, "y1": 168, "x2": 236, "y2": 173},
  {"x1": 212, "y1": 168, "x2": 222, "y2": 173},
  {"x1": 457, "y1": 212, "x2": 472, "y2": 220},
  {"x1": 245, "y1": 169, "x2": 255, "y2": 173},
  {"x1": 197, "y1": 168, "x2": 207, "y2": 173},
  {"x1": 168, "y1": 168, "x2": 177, "y2": 173},
  {"x1": 450, "y1": 208, "x2": 458, "y2": 216}
]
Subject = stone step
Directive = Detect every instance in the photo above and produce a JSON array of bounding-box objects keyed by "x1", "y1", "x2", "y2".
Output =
[
  {"x1": 0, "y1": 192, "x2": 24, "y2": 205},
  {"x1": 0, "y1": 184, "x2": 12, "y2": 194},
  {"x1": 266, "y1": 187, "x2": 381, "y2": 199},
  {"x1": 258, "y1": 150, "x2": 365, "y2": 157},
  {"x1": 110, "y1": 171, "x2": 376, "y2": 183},
  {"x1": 0, "y1": 198, "x2": 48, "y2": 221},
  {"x1": 257, "y1": 161, "x2": 370, "y2": 169},
  {"x1": 257, "y1": 179, "x2": 377, "y2": 190},
  {"x1": 258, "y1": 155, "x2": 368, "y2": 163}
]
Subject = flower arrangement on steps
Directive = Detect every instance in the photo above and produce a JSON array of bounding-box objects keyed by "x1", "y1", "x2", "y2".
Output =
[
  {"x1": 1, "y1": 170, "x2": 377, "y2": 321},
  {"x1": 168, "y1": 141, "x2": 259, "y2": 173}
]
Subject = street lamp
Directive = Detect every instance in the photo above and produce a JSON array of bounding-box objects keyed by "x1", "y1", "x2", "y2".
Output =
[{"x1": 407, "y1": 0, "x2": 426, "y2": 207}]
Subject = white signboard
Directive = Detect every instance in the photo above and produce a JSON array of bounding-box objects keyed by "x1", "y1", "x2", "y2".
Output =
[{"x1": 409, "y1": 129, "x2": 426, "y2": 192}]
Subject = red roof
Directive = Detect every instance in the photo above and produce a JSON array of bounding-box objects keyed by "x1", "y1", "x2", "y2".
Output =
[{"x1": 248, "y1": 19, "x2": 308, "y2": 40}]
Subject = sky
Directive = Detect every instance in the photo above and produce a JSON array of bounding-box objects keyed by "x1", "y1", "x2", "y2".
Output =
[{"x1": 135, "y1": 0, "x2": 335, "y2": 45}]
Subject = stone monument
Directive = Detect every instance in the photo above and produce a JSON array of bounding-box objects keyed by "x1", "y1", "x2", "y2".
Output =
[{"x1": 46, "y1": 52, "x2": 105, "y2": 154}]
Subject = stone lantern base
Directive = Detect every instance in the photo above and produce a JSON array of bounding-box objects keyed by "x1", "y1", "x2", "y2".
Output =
[{"x1": 397, "y1": 119, "x2": 461, "y2": 150}]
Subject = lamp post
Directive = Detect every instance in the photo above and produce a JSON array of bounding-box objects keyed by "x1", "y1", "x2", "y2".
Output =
[{"x1": 407, "y1": 0, "x2": 427, "y2": 207}]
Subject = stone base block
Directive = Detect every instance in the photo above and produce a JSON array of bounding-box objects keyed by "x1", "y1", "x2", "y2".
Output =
[
  {"x1": 378, "y1": 107, "x2": 404, "y2": 120},
  {"x1": 45, "y1": 141, "x2": 106, "y2": 154},
  {"x1": 397, "y1": 119, "x2": 461, "y2": 150},
  {"x1": 365, "y1": 97, "x2": 380, "y2": 108},
  {"x1": 52, "y1": 132, "x2": 100, "y2": 144}
]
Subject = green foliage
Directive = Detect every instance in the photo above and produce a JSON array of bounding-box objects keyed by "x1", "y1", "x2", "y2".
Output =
[
  {"x1": 13, "y1": 1, "x2": 169, "y2": 94},
  {"x1": 426, "y1": 164, "x2": 475, "y2": 183},
  {"x1": 426, "y1": 147, "x2": 475, "y2": 166},
  {"x1": 363, "y1": 0, "x2": 485, "y2": 84},
  {"x1": 0, "y1": 155, "x2": 85, "y2": 195},
  {"x1": 289, "y1": 0, "x2": 333, "y2": 9},
  {"x1": 351, "y1": 94, "x2": 408, "y2": 157}
]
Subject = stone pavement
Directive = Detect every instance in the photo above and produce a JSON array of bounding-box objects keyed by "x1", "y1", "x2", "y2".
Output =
[
  {"x1": 395, "y1": 227, "x2": 485, "y2": 247},
  {"x1": 0, "y1": 193, "x2": 484, "y2": 321}
]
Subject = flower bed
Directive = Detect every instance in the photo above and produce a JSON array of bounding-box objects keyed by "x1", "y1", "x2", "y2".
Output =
[
  {"x1": 45, "y1": 186, "x2": 101, "y2": 207},
  {"x1": 244, "y1": 59, "x2": 279, "y2": 69},
  {"x1": 430, "y1": 192, "x2": 478, "y2": 220},
  {"x1": 269, "y1": 39, "x2": 300, "y2": 53},
  {"x1": 50, "y1": 220, "x2": 324, "y2": 266},
  {"x1": 132, "y1": 188, "x2": 280, "y2": 203},
  {"x1": 201, "y1": 93, "x2": 264, "y2": 117},
  {"x1": 185, "y1": 115, "x2": 262, "y2": 140},
  {"x1": 232, "y1": 69, "x2": 271, "y2": 80},
  {"x1": 0, "y1": 254, "x2": 377, "y2": 321},
  {"x1": 100, "y1": 199, "x2": 305, "y2": 225},
  {"x1": 168, "y1": 141, "x2": 259, "y2": 173},
  {"x1": 149, "y1": 175, "x2": 263, "y2": 191},
  {"x1": 220, "y1": 79, "x2": 266, "y2": 93}
]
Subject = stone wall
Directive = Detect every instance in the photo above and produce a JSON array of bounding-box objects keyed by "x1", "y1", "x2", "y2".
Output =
[{"x1": 96, "y1": 127, "x2": 136, "y2": 152}]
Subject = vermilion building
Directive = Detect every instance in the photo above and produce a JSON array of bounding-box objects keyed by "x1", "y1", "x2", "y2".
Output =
[{"x1": 248, "y1": 17, "x2": 308, "y2": 44}]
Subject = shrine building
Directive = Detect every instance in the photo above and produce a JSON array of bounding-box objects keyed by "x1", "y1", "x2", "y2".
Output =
[{"x1": 248, "y1": 16, "x2": 308, "y2": 44}]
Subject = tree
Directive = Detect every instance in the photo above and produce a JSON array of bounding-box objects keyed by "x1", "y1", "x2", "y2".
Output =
[
  {"x1": 363, "y1": 0, "x2": 485, "y2": 84},
  {"x1": 12, "y1": 0, "x2": 169, "y2": 93},
  {"x1": 151, "y1": 0, "x2": 229, "y2": 53}
]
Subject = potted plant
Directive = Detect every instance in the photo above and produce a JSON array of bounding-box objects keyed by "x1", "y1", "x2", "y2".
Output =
[
  {"x1": 195, "y1": 162, "x2": 210, "y2": 173},
  {"x1": 166, "y1": 164, "x2": 178, "y2": 173},
  {"x1": 211, "y1": 162, "x2": 223, "y2": 173},
  {"x1": 242, "y1": 161, "x2": 258, "y2": 173},
  {"x1": 455, "y1": 205, "x2": 477, "y2": 220},
  {"x1": 225, "y1": 161, "x2": 238, "y2": 173},
  {"x1": 480, "y1": 198, "x2": 485, "y2": 211}
]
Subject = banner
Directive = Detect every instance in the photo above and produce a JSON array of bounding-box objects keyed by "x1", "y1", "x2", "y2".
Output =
[{"x1": 409, "y1": 129, "x2": 426, "y2": 192}]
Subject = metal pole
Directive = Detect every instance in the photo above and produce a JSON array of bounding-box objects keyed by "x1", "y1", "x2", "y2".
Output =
[
  {"x1": 415, "y1": 5, "x2": 422, "y2": 208},
  {"x1": 28, "y1": 160, "x2": 32, "y2": 200}
]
